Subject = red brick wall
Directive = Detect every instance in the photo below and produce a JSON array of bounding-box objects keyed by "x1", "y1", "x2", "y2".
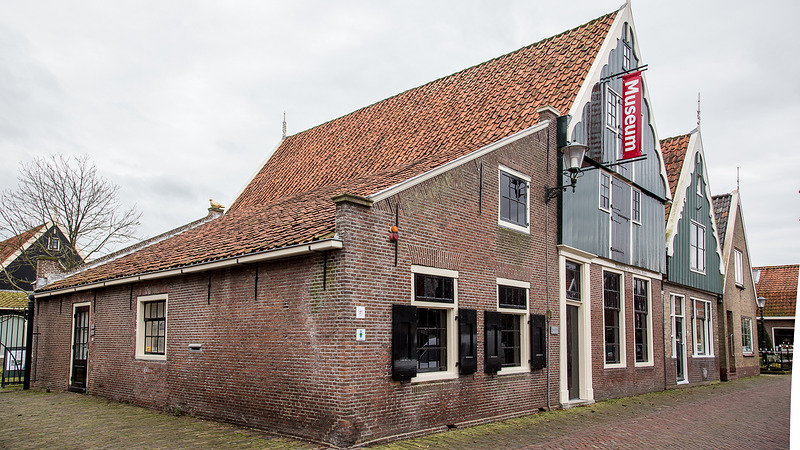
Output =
[{"x1": 590, "y1": 264, "x2": 666, "y2": 401}]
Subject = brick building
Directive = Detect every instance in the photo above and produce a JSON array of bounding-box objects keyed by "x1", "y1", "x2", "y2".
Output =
[
  {"x1": 753, "y1": 264, "x2": 798, "y2": 350},
  {"x1": 661, "y1": 129, "x2": 724, "y2": 387},
  {"x1": 32, "y1": 4, "x2": 675, "y2": 446},
  {"x1": 712, "y1": 190, "x2": 761, "y2": 380}
]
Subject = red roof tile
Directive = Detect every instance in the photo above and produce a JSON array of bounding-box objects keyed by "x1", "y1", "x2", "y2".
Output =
[
  {"x1": 659, "y1": 133, "x2": 691, "y2": 221},
  {"x1": 712, "y1": 193, "x2": 732, "y2": 245},
  {"x1": 41, "y1": 10, "x2": 620, "y2": 292},
  {"x1": 0, "y1": 225, "x2": 45, "y2": 266},
  {"x1": 231, "y1": 11, "x2": 617, "y2": 211},
  {"x1": 754, "y1": 264, "x2": 799, "y2": 317}
]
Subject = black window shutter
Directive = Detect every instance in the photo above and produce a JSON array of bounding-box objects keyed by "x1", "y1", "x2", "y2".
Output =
[
  {"x1": 484, "y1": 311, "x2": 502, "y2": 374},
  {"x1": 531, "y1": 314, "x2": 547, "y2": 370},
  {"x1": 458, "y1": 308, "x2": 477, "y2": 375},
  {"x1": 392, "y1": 304, "x2": 417, "y2": 381}
]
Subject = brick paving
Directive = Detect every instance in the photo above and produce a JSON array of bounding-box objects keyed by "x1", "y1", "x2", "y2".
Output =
[{"x1": 0, "y1": 375, "x2": 790, "y2": 449}]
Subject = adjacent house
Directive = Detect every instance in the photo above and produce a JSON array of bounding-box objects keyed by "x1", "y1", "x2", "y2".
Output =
[
  {"x1": 29, "y1": 3, "x2": 738, "y2": 446},
  {"x1": 712, "y1": 190, "x2": 760, "y2": 379},
  {"x1": 0, "y1": 222, "x2": 79, "y2": 292},
  {"x1": 753, "y1": 264, "x2": 798, "y2": 349},
  {"x1": 660, "y1": 129, "x2": 724, "y2": 387}
]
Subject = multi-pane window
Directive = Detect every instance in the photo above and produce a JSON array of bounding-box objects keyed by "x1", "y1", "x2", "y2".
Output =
[
  {"x1": 634, "y1": 279, "x2": 649, "y2": 363},
  {"x1": 499, "y1": 169, "x2": 529, "y2": 229},
  {"x1": 417, "y1": 308, "x2": 447, "y2": 372},
  {"x1": 742, "y1": 317, "x2": 753, "y2": 354},
  {"x1": 606, "y1": 87, "x2": 621, "y2": 130},
  {"x1": 48, "y1": 236, "x2": 60, "y2": 251},
  {"x1": 143, "y1": 300, "x2": 166, "y2": 355},
  {"x1": 694, "y1": 299, "x2": 712, "y2": 356},
  {"x1": 497, "y1": 283, "x2": 528, "y2": 371},
  {"x1": 735, "y1": 249, "x2": 744, "y2": 286},
  {"x1": 413, "y1": 271, "x2": 456, "y2": 375},
  {"x1": 622, "y1": 42, "x2": 632, "y2": 71},
  {"x1": 632, "y1": 188, "x2": 641, "y2": 224},
  {"x1": 600, "y1": 172, "x2": 611, "y2": 211},
  {"x1": 604, "y1": 271, "x2": 622, "y2": 364},
  {"x1": 565, "y1": 261, "x2": 581, "y2": 301},
  {"x1": 690, "y1": 221, "x2": 706, "y2": 273}
]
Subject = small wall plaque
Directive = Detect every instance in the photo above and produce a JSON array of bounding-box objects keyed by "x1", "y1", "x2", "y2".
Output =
[
  {"x1": 550, "y1": 326, "x2": 559, "y2": 335},
  {"x1": 356, "y1": 329, "x2": 366, "y2": 341}
]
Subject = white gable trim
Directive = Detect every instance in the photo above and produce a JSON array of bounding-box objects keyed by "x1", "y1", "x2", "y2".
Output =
[
  {"x1": 566, "y1": 2, "x2": 670, "y2": 200},
  {"x1": 368, "y1": 120, "x2": 551, "y2": 203},
  {"x1": 664, "y1": 130, "x2": 724, "y2": 275},
  {"x1": 0, "y1": 223, "x2": 52, "y2": 270}
]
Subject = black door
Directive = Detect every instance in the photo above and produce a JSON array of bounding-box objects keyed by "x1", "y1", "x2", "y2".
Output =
[
  {"x1": 566, "y1": 305, "x2": 580, "y2": 400},
  {"x1": 70, "y1": 306, "x2": 89, "y2": 393}
]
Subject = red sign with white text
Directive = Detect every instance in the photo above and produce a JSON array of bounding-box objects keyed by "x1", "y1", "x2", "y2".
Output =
[{"x1": 622, "y1": 71, "x2": 642, "y2": 159}]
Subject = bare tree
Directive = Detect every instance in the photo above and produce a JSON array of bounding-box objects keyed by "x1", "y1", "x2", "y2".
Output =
[{"x1": 0, "y1": 154, "x2": 141, "y2": 288}]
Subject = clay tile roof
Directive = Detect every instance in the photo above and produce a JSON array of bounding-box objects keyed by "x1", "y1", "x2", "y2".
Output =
[
  {"x1": 230, "y1": 11, "x2": 618, "y2": 212},
  {"x1": 754, "y1": 264, "x2": 799, "y2": 317},
  {"x1": 0, "y1": 291, "x2": 29, "y2": 309},
  {"x1": 712, "y1": 193, "x2": 732, "y2": 245},
  {"x1": 659, "y1": 134, "x2": 691, "y2": 221},
  {"x1": 40, "y1": 10, "x2": 620, "y2": 292},
  {"x1": 0, "y1": 225, "x2": 46, "y2": 266}
]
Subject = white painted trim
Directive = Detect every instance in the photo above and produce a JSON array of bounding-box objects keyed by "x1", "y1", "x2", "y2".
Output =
[
  {"x1": 497, "y1": 165, "x2": 531, "y2": 234},
  {"x1": 599, "y1": 172, "x2": 611, "y2": 213},
  {"x1": 602, "y1": 268, "x2": 627, "y2": 369},
  {"x1": 410, "y1": 265, "x2": 458, "y2": 383},
  {"x1": 670, "y1": 293, "x2": 688, "y2": 383},
  {"x1": 135, "y1": 293, "x2": 168, "y2": 362},
  {"x1": 68, "y1": 301, "x2": 91, "y2": 389},
  {"x1": 764, "y1": 316, "x2": 796, "y2": 321},
  {"x1": 495, "y1": 278, "x2": 530, "y2": 374},
  {"x1": 633, "y1": 276, "x2": 654, "y2": 367},
  {"x1": 558, "y1": 250, "x2": 594, "y2": 404},
  {"x1": 691, "y1": 297, "x2": 714, "y2": 357},
  {"x1": 369, "y1": 121, "x2": 550, "y2": 203},
  {"x1": 34, "y1": 238, "x2": 344, "y2": 299},
  {"x1": 689, "y1": 219, "x2": 707, "y2": 275},
  {"x1": 0, "y1": 223, "x2": 51, "y2": 270}
]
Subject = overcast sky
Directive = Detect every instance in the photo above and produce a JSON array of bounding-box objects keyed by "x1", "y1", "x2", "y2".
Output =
[{"x1": 1, "y1": 1, "x2": 797, "y2": 267}]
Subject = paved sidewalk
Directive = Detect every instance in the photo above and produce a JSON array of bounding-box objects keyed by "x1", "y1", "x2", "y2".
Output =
[
  {"x1": 369, "y1": 374, "x2": 791, "y2": 449},
  {"x1": 0, "y1": 387, "x2": 319, "y2": 449},
  {"x1": 0, "y1": 375, "x2": 790, "y2": 449}
]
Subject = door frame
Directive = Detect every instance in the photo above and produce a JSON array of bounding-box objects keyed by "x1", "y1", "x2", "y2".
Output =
[
  {"x1": 69, "y1": 302, "x2": 91, "y2": 392},
  {"x1": 558, "y1": 248, "x2": 594, "y2": 405},
  {"x1": 671, "y1": 294, "x2": 688, "y2": 384}
]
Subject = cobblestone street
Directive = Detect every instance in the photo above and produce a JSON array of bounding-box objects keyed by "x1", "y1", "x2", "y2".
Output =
[{"x1": 0, "y1": 374, "x2": 790, "y2": 449}]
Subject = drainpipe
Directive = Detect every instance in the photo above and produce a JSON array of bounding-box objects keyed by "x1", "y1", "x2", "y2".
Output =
[{"x1": 662, "y1": 289, "x2": 667, "y2": 390}]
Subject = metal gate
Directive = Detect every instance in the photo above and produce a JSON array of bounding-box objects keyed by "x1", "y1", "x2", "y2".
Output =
[{"x1": 0, "y1": 299, "x2": 34, "y2": 389}]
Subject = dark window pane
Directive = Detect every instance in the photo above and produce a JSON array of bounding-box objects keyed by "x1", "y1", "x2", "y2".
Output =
[
  {"x1": 414, "y1": 274, "x2": 454, "y2": 303},
  {"x1": 604, "y1": 272, "x2": 621, "y2": 364},
  {"x1": 417, "y1": 308, "x2": 447, "y2": 372},
  {"x1": 499, "y1": 285, "x2": 527, "y2": 310},
  {"x1": 500, "y1": 314, "x2": 521, "y2": 367},
  {"x1": 500, "y1": 171, "x2": 528, "y2": 227},
  {"x1": 566, "y1": 261, "x2": 581, "y2": 301}
]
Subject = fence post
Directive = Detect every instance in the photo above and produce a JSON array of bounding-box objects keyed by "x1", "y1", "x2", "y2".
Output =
[{"x1": 23, "y1": 296, "x2": 34, "y2": 390}]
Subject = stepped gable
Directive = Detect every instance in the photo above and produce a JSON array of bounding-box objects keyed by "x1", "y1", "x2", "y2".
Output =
[{"x1": 230, "y1": 11, "x2": 617, "y2": 212}]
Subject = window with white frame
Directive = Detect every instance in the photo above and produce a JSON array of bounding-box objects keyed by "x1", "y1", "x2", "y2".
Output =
[
  {"x1": 606, "y1": 87, "x2": 622, "y2": 159},
  {"x1": 48, "y1": 236, "x2": 60, "y2": 251},
  {"x1": 741, "y1": 316, "x2": 753, "y2": 354},
  {"x1": 604, "y1": 271, "x2": 623, "y2": 365},
  {"x1": 411, "y1": 266, "x2": 458, "y2": 380},
  {"x1": 565, "y1": 260, "x2": 581, "y2": 302},
  {"x1": 498, "y1": 167, "x2": 530, "y2": 232},
  {"x1": 634, "y1": 278, "x2": 650, "y2": 363},
  {"x1": 136, "y1": 294, "x2": 168, "y2": 360},
  {"x1": 632, "y1": 188, "x2": 641, "y2": 224},
  {"x1": 693, "y1": 299, "x2": 712, "y2": 356},
  {"x1": 734, "y1": 249, "x2": 744, "y2": 286},
  {"x1": 690, "y1": 221, "x2": 706, "y2": 273},
  {"x1": 497, "y1": 279, "x2": 530, "y2": 373},
  {"x1": 600, "y1": 172, "x2": 611, "y2": 211}
]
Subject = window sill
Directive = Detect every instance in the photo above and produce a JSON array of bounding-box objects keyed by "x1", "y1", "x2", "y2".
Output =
[
  {"x1": 691, "y1": 355, "x2": 715, "y2": 359},
  {"x1": 135, "y1": 354, "x2": 167, "y2": 362},
  {"x1": 498, "y1": 221, "x2": 530, "y2": 235},
  {"x1": 603, "y1": 363, "x2": 627, "y2": 370},
  {"x1": 635, "y1": 361, "x2": 654, "y2": 368},
  {"x1": 411, "y1": 371, "x2": 458, "y2": 383},
  {"x1": 498, "y1": 366, "x2": 530, "y2": 376},
  {"x1": 743, "y1": 352, "x2": 755, "y2": 357}
]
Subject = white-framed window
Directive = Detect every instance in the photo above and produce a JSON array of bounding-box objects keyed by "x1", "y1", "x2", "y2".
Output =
[
  {"x1": 633, "y1": 277, "x2": 652, "y2": 365},
  {"x1": 693, "y1": 298, "x2": 713, "y2": 356},
  {"x1": 603, "y1": 270, "x2": 625, "y2": 367},
  {"x1": 496, "y1": 278, "x2": 530, "y2": 374},
  {"x1": 136, "y1": 294, "x2": 168, "y2": 361},
  {"x1": 631, "y1": 188, "x2": 641, "y2": 224},
  {"x1": 411, "y1": 265, "x2": 458, "y2": 382},
  {"x1": 498, "y1": 165, "x2": 530, "y2": 233},
  {"x1": 622, "y1": 42, "x2": 632, "y2": 71},
  {"x1": 741, "y1": 316, "x2": 753, "y2": 354},
  {"x1": 696, "y1": 173, "x2": 703, "y2": 198},
  {"x1": 48, "y1": 236, "x2": 60, "y2": 251},
  {"x1": 606, "y1": 86, "x2": 622, "y2": 160},
  {"x1": 599, "y1": 172, "x2": 611, "y2": 212},
  {"x1": 734, "y1": 249, "x2": 744, "y2": 287},
  {"x1": 565, "y1": 260, "x2": 581, "y2": 302},
  {"x1": 690, "y1": 221, "x2": 706, "y2": 274}
]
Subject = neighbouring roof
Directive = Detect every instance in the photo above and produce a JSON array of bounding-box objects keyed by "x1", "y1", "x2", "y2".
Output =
[
  {"x1": 659, "y1": 133, "x2": 691, "y2": 220},
  {"x1": 712, "y1": 193, "x2": 732, "y2": 245},
  {"x1": 0, "y1": 225, "x2": 46, "y2": 267},
  {"x1": 40, "y1": 9, "x2": 620, "y2": 293},
  {"x1": 0, "y1": 290, "x2": 29, "y2": 309},
  {"x1": 231, "y1": 11, "x2": 617, "y2": 212},
  {"x1": 754, "y1": 264, "x2": 799, "y2": 317}
]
